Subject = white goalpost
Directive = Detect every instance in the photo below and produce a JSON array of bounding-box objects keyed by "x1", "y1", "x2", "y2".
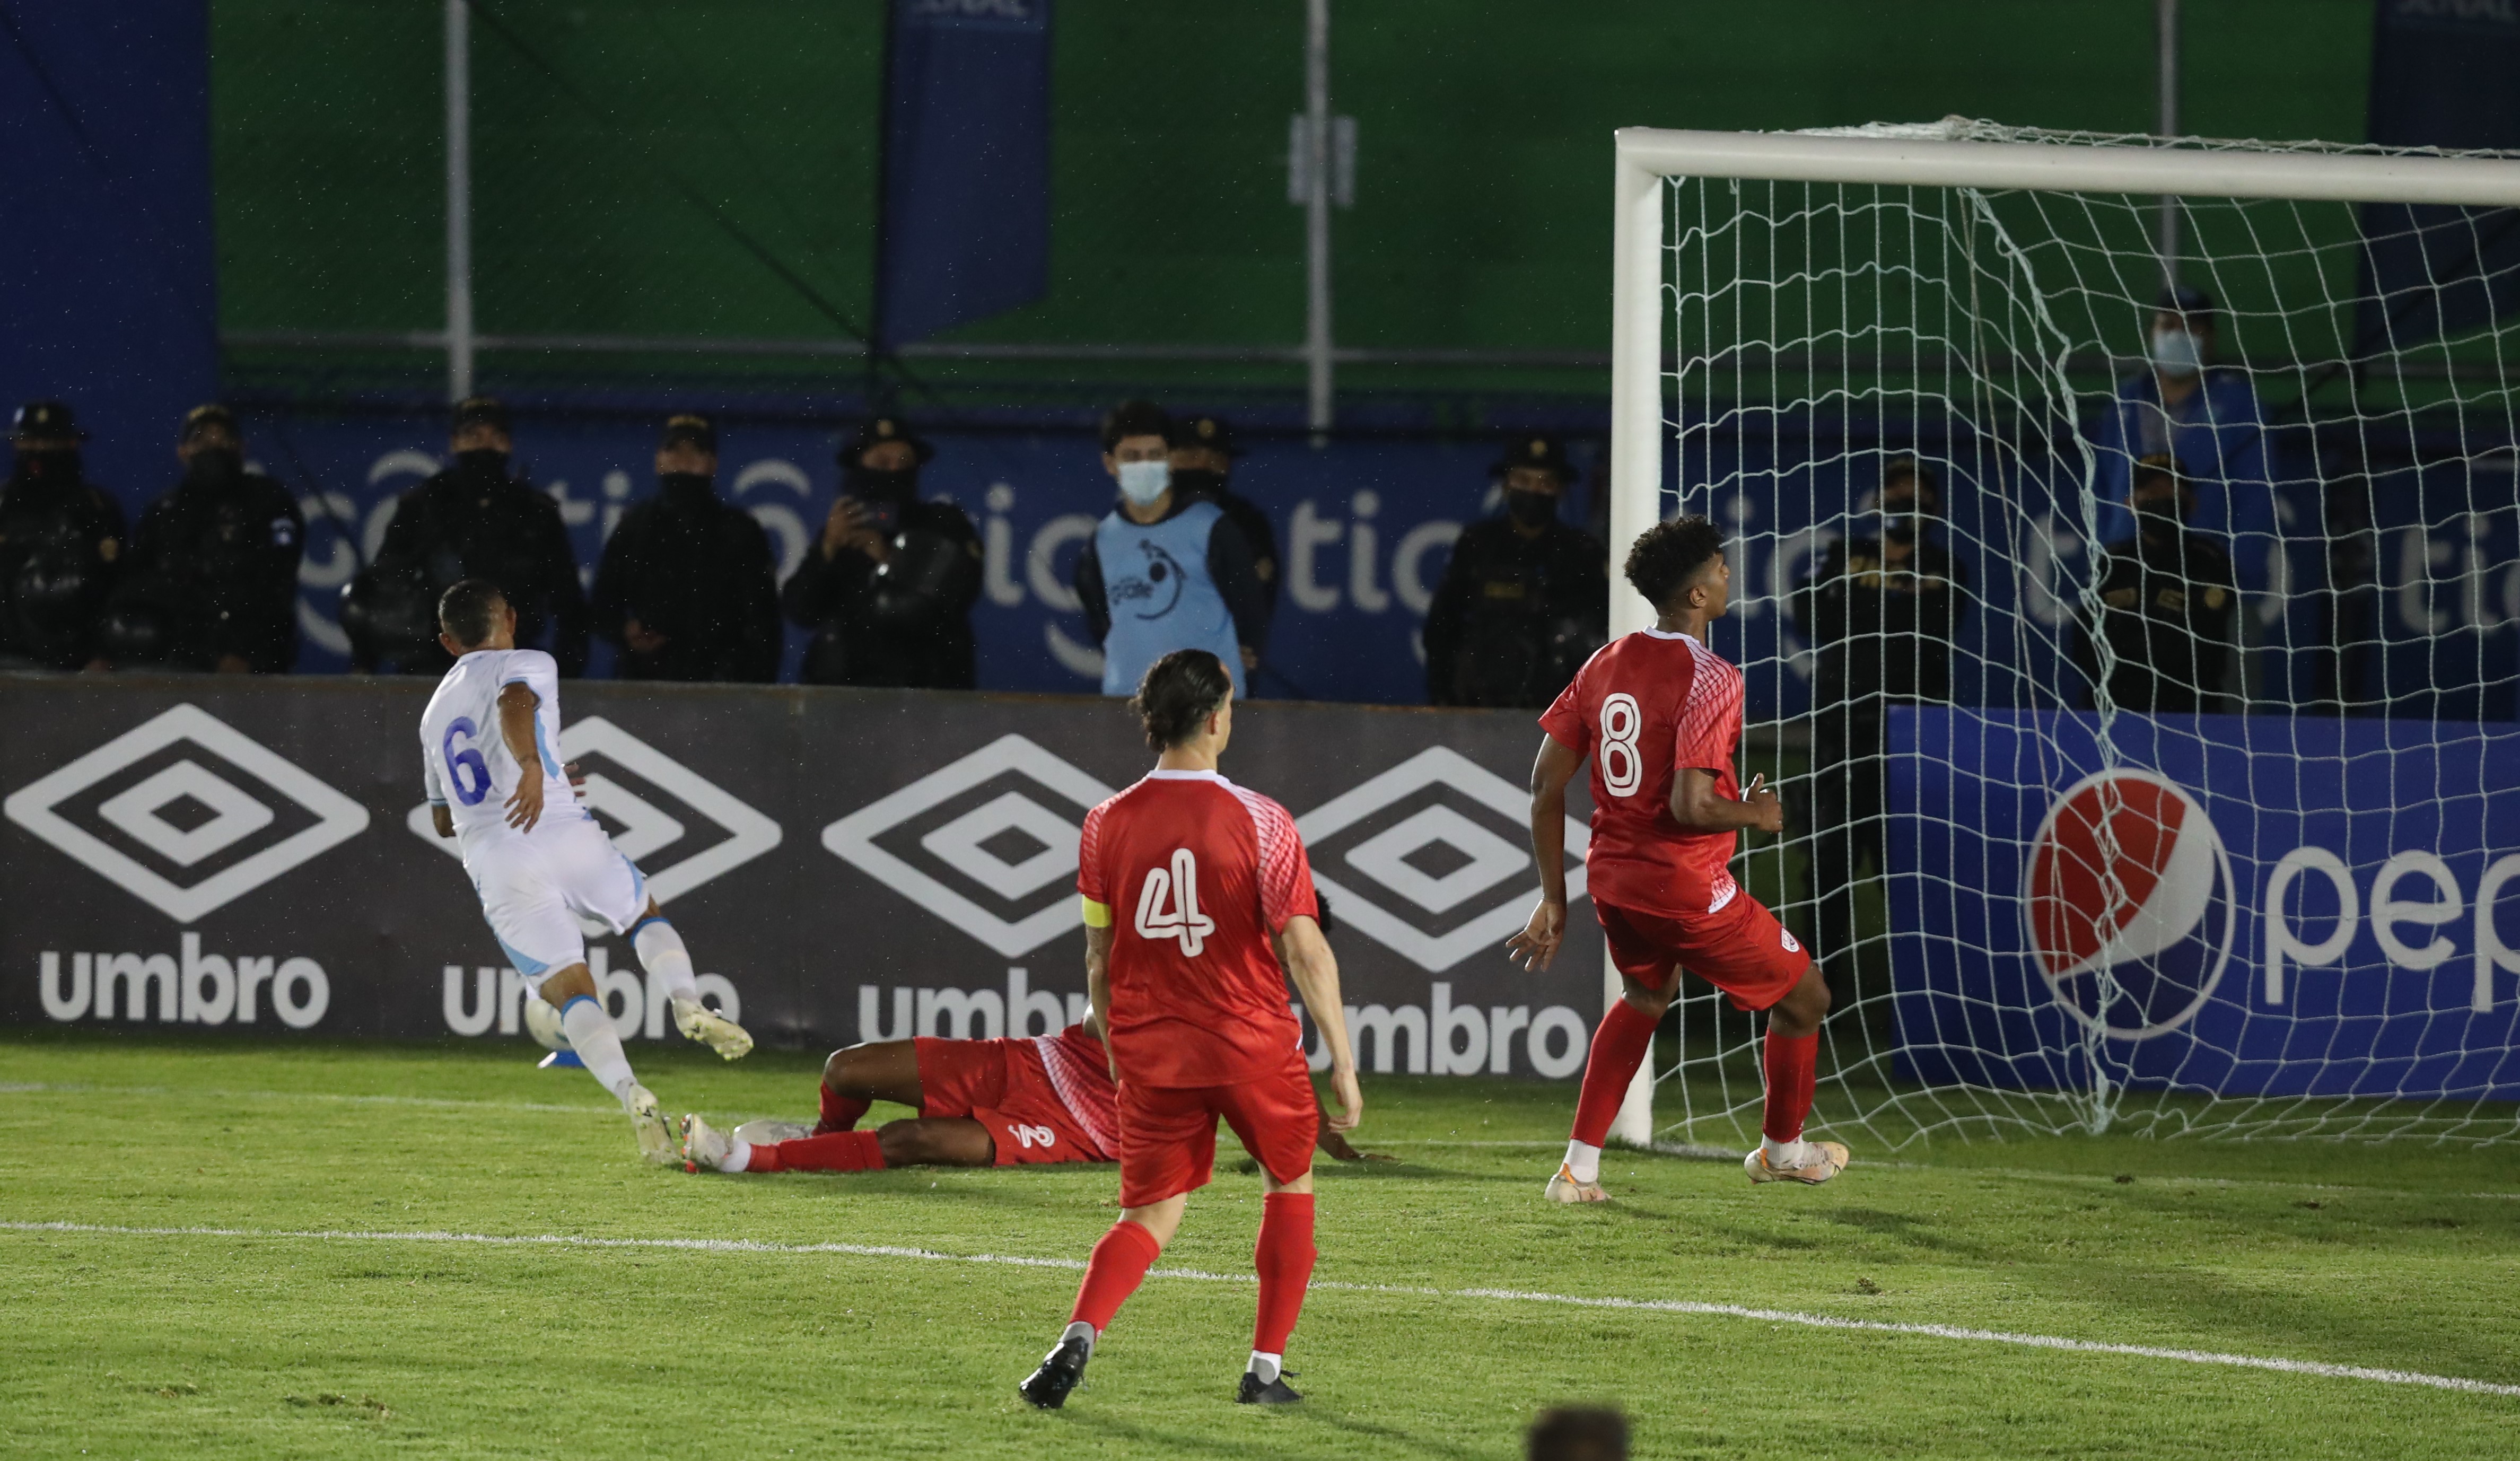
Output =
[{"x1": 1605, "y1": 120, "x2": 2520, "y2": 1149}]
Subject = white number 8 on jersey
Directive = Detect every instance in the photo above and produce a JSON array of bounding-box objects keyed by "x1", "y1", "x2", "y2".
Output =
[
  {"x1": 1600, "y1": 692, "x2": 1643, "y2": 797},
  {"x1": 1135, "y1": 847, "x2": 1217, "y2": 956}
]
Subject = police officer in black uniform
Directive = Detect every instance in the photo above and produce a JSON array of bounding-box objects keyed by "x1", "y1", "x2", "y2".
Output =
[
  {"x1": 1422, "y1": 434, "x2": 1607, "y2": 707},
  {"x1": 346, "y1": 396, "x2": 590, "y2": 676},
  {"x1": 0, "y1": 401, "x2": 125, "y2": 671},
  {"x1": 1792, "y1": 454, "x2": 1970, "y2": 992},
  {"x1": 781, "y1": 415, "x2": 981, "y2": 688},
  {"x1": 100, "y1": 404, "x2": 304, "y2": 673},
  {"x1": 2079, "y1": 453, "x2": 2241, "y2": 714},
  {"x1": 1167, "y1": 413, "x2": 1279, "y2": 673},
  {"x1": 592, "y1": 413, "x2": 782, "y2": 682}
]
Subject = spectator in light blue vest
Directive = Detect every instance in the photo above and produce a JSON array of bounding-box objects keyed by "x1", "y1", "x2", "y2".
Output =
[{"x1": 1072, "y1": 400, "x2": 1266, "y2": 698}]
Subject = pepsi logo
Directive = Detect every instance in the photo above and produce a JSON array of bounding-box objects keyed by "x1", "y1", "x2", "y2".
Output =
[{"x1": 2022, "y1": 768, "x2": 2236, "y2": 1039}]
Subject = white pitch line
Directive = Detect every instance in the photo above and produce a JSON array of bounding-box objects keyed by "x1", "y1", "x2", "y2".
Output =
[{"x1": 6, "y1": 1220, "x2": 2515, "y2": 1399}]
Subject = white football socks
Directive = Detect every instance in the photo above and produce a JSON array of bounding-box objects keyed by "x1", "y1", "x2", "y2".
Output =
[
  {"x1": 1562, "y1": 1139, "x2": 1603, "y2": 1184},
  {"x1": 558, "y1": 995, "x2": 638, "y2": 1097},
  {"x1": 1762, "y1": 1135, "x2": 1808, "y2": 1166},
  {"x1": 719, "y1": 1140, "x2": 752, "y2": 1175},
  {"x1": 1061, "y1": 1320, "x2": 1097, "y2": 1358},
  {"x1": 1247, "y1": 1351, "x2": 1283, "y2": 1385},
  {"x1": 632, "y1": 919, "x2": 699, "y2": 1003}
]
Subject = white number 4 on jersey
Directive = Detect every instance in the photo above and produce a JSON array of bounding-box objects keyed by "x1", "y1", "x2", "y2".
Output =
[{"x1": 1135, "y1": 847, "x2": 1216, "y2": 956}]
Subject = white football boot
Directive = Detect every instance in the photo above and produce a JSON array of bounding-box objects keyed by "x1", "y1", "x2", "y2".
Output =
[
  {"x1": 732, "y1": 1118, "x2": 813, "y2": 1146},
  {"x1": 672, "y1": 994, "x2": 754, "y2": 1061},
  {"x1": 621, "y1": 1082, "x2": 677, "y2": 1165},
  {"x1": 1543, "y1": 1162, "x2": 1610, "y2": 1203},
  {"x1": 1744, "y1": 1140, "x2": 1850, "y2": 1185},
  {"x1": 679, "y1": 1114, "x2": 736, "y2": 1174}
]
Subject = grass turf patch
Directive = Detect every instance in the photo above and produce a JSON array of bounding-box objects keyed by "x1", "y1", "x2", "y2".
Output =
[{"x1": 2, "y1": 1034, "x2": 2515, "y2": 1459}]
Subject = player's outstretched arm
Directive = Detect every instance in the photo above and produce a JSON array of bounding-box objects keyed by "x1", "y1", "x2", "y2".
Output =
[
  {"x1": 1276, "y1": 915, "x2": 1361, "y2": 1132},
  {"x1": 1671, "y1": 767, "x2": 1783, "y2": 836},
  {"x1": 496, "y1": 682, "x2": 546, "y2": 832},
  {"x1": 1508, "y1": 733, "x2": 1585, "y2": 972}
]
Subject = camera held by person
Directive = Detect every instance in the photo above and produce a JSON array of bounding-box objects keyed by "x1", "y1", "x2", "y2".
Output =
[
  {"x1": 0, "y1": 400, "x2": 126, "y2": 672},
  {"x1": 591, "y1": 413, "x2": 781, "y2": 683},
  {"x1": 1422, "y1": 434, "x2": 1607, "y2": 707},
  {"x1": 98, "y1": 404, "x2": 304, "y2": 673},
  {"x1": 782, "y1": 415, "x2": 981, "y2": 688},
  {"x1": 345, "y1": 396, "x2": 589, "y2": 676}
]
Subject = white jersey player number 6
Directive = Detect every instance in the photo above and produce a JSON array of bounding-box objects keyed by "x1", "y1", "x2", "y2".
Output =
[
  {"x1": 1134, "y1": 847, "x2": 1217, "y2": 956},
  {"x1": 1600, "y1": 693, "x2": 1643, "y2": 798}
]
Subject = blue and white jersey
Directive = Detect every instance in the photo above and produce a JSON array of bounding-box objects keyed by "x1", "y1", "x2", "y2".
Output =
[
  {"x1": 419, "y1": 648, "x2": 583, "y2": 847},
  {"x1": 1094, "y1": 500, "x2": 1246, "y2": 698}
]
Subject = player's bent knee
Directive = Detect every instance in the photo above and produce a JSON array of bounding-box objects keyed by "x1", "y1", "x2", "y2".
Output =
[
  {"x1": 537, "y1": 963, "x2": 596, "y2": 1004},
  {"x1": 1261, "y1": 1167, "x2": 1315, "y2": 1196}
]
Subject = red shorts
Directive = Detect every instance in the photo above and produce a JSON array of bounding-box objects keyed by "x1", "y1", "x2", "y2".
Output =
[
  {"x1": 1116, "y1": 1049, "x2": 1317, "y2": 1208},
  {"x1": 912, "y1": 1036, "x2": 1109, "y2": 1167},
  {"x1": 1597, "y1": 890, "x2": 1810, "y2": 1012}
]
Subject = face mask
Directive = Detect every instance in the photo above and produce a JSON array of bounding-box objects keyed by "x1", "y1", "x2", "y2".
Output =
[
  {"x1": 12, "y1": 448, "x2": 78, "y2": 484},
  {"x1": 1117, "y1": 459, "x2": 1170, "y2": 506},
  {"x1": 454, "y1": 448, "x2": 510, "y2": 479},
  {"x1": 185, "y1": 447, "x2": 244, "y2": 492},
  {"x1": 659, "y1": 471, "x2": 713, "y2": 497},
  {"x1": 1169, "y1": 467, "x2": 1227, "y2": 501},
  {"x1": 845, "y1": 465, "x2": 917, "y2": 502},
  {"x1": 1504, "y1": 488, "x2": 1559, "y2": 528},
  {"x1": 2149, "y1": 326, "x2": 2202, "y2": 378}
]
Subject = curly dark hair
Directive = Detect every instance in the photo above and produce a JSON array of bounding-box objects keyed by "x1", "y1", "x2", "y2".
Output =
[
  {"x1": 1623, "y1": 515, "x2": 1725, "y2": 613},
  {"x1": 436, "y1": 578, "x2": 508, "y2": 649},
  {"x1": 1130, "y1": 649, "x2": 1234, "y2": 751}
]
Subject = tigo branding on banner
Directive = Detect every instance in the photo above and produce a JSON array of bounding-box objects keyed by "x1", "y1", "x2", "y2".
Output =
[
  {"x1": 2025, "y1": 768, "x2": 2238, "y2": 1039},
  {"x1": 407, "y1": 716, "x2": 781, "y2": 903},
  {"x1": 1297, "y1": 747, "x2": 1588, "y2": 973},
  {"x1": 5, "y1": 704, "x2": 369, "y2": 922},
  {"x1": 824, "y1": 735, "x2": 1115, "y2": 957}
]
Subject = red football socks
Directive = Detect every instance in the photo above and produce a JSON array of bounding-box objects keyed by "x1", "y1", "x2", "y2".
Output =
[
  {"x1": 816, "y1": 1082, "x2": 871, "y2": 1135},
  {"x1": 1252, "y1": 1192, "x2": 1317, "y2": 1356},
  {"x1": 1069, "y1": 1220, "x2": 1164, "y2": 1333},
  {"x1": 1762, "y1": 1028, "x2": 1819, "y2": 1143},
  {"x1": 1570, "y1": 999, "x2": 1659, "y2": 1148},
  {"x1": 751, "y1": 1130, "x2": 885, "y2": 1173}
]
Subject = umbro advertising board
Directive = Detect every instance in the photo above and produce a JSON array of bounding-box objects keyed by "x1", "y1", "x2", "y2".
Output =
[
  {"x1": 0, "y1": 680, "x2": 1605, "y2": 1078},
  {"x1": 1891, "y1": 706, "x2": 2520, "y2": 1100}
]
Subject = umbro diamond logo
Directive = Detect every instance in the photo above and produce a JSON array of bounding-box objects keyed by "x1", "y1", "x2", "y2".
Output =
[
  {"x1": 1298, "y1": 746, "x2": 1589, "y2": 973},
  {"x1": 405, "y1": 716, "x2": 781, "y2": 903},
  {"x1": 4, "y1": 704, "x2": 372, "y2": 923},
  {"x1": 823, "y1": 734, "x2": 1116, "y2": 958}
]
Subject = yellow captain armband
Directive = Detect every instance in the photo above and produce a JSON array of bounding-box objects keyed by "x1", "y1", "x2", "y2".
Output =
[{"x1": 1080, "y1": 896, "x2": 1112, "y2": 929}]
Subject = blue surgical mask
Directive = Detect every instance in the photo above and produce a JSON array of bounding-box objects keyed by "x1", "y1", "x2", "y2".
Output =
[
  {"x1": 1117, "y1": 459, "x2": 1170, "y2": 505},
  {"x1": 2149, "y1": 326, "x2": 2202, "y2": 378}
]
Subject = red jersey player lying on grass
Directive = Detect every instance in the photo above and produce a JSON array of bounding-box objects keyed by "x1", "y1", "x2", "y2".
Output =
[
  {"x1": 1509, "y1": 514, "x2": 1847, "y2": 1198},
  {"x1": 676, "y1": 1018, "x2": 1374, "y2": 1175},
  {"x1": 1018, "y1": 648, "x2": 1361, "y2": 1411}
]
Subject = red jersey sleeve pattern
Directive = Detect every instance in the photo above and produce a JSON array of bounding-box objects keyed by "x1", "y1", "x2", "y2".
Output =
[
  {"x1": 1673, "y1": 639, "x2": 1745, "y2": 775},
  {"x1": 1538, "y1": 667, "x2": 1591, "y2": 753},
  {"x1": 1034, "y1": 1025, "x2": 1119, "y2": 1159},
  {"x1": 1076, "y1": 798, "x2": 1113, "y2": 914},
  {"x1": 1230, "y1": 783, "x2": 1318, "y2": 933}
]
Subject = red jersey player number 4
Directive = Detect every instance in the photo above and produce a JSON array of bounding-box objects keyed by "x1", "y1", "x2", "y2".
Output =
[
  {"x1": 1019, "y1": 649, "x2": 1359, "y2": 1413},
  {"x1": 1508, "y1": 515, "x2": 1849, "y2": 1201}
]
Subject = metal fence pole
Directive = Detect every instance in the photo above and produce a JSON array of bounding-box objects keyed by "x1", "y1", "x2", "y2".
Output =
[
  {"x1": 2156, "y1": 0, "x2": 2181, "y2": 288},
  {"x1": 444, "y1": 0, "x2": 475, "y2": 402}
]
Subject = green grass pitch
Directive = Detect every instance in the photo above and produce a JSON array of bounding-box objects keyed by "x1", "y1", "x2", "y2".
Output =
[{"x1": 2, "y1": 1033, "x2": 2515, "y2": 1459}]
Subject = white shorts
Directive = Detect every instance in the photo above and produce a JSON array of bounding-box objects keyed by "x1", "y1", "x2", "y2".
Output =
[{"x1": 463, "y1": 815, "x2": 649, "y2": 986}]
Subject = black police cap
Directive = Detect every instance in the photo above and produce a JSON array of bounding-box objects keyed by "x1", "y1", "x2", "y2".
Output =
[
  {"x1": 452, "y1": 395, "x2": 512, "y2": 436},
  {"x1": 1493, "y1": 433, "x2": 1574, "y2": 480},
  {"x1": 841, "y1": 414, "x2": 934, "y2": 465},
  {"x1": 2155, "y1": 284, "x2": 2216, "y2": 322},
  {"x1": 1167, "y1": 413, "x2": 1242, "y2": 458},
  {"x1": 181, "y1": 403, "x2": 238, "y2": 443},
  {"x1": 12, "y1": 400, "x2": 87, "y2": 442},
  {"x1": 660, "y1": 412, "x2": 718, "y2": 453}
]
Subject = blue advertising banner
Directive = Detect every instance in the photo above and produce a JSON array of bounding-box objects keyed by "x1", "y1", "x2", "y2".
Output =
[
  {"x1": 231, "y1": 411, "x2": 1519, "y2": 702},
  {"x1": 874, "y1": 0, "x2": 1053, "y2": 346},
  {"x1": 1887, "y1": 705, "x2": 2520, "y2": 1100}
]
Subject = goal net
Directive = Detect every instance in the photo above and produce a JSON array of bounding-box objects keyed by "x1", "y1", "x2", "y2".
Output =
[{"x1": 1609, "y1": 119, "x2": 2520, "y2": 1148}]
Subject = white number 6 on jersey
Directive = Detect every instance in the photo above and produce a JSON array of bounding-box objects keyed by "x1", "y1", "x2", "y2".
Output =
[
  {"x1": 1600, "y1": 693, "x2": 1643, "y2": 798},
  {"x1": 1135, "y1": 847, "x2": 1217, "y2": 956}
]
